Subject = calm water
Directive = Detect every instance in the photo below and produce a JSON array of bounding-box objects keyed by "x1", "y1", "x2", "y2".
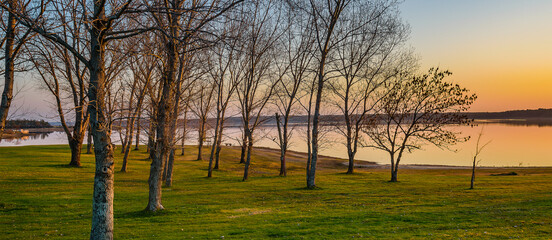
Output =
[{"x1": 1, "y1": 123, "x2": 551, "y2": 167}]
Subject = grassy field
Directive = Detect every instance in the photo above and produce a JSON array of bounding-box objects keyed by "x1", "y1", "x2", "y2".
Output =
[{"x1": 0, "y1": 145, "x2": 551, "y2": 239}]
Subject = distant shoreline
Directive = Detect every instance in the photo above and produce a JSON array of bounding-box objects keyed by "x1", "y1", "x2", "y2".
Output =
[{"x1": 231, "y1": 146, "x2": 552, "y2": 170}]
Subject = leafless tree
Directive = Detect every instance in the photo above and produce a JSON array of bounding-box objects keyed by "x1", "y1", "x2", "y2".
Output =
[
  {"x1": 164, "y1": 54, "x2": 199, "y2": 187},
  {"x1": 0, "y1": 0, "x2": 33, "y2": 138},
  {"x1": 2, "y1": 0, "x2": 150, "y2": 237},
  {"x1": 305, "y1": 0, "x2": 349, "y2": 188},
  {"x1": 470, "y1": 128, "x2": 491, "y2": 189},
  {"x1": 190, "y1": 77, "x2": 215, "y2": 161},
  {"x1": 206, "y1": 15, "x2": 245, "y2": 177},
  {"x1": 120, "y1": 35, "x2": 157, "y2": 172},
  {"x1": 236, "y1": 0, "x2": 283, "y2": 181},
  {"x1": 272, "y1": 2, "x2": 315, "y2": 177},
  {"x1": 26, "y1": 7, "x2": 90, "y2": 166},
  {"x1": 179, "y1": 88, "x2": 193, "y2": 156},
  {"x1": 364, "y1": 68, "x2": 477, "y2": 182},
  {"x1": 327, "y1": 0, "x2": 407, "y2": 174},
  {"x1": 144, "y1": 0, "x2": 243, "y2": 212}
]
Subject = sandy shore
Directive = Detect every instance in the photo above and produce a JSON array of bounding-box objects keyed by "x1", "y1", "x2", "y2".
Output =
[{"x1": 248, "y1": 146, "x2": 551, "y2": 170}]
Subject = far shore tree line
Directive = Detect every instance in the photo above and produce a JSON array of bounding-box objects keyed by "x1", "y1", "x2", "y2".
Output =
[
  {"x1": 4, "y1": 119, "x2": 52, "y2": 128},
  {"x1": 1, "y1": 0, "x2": 476, "y2": 239}
]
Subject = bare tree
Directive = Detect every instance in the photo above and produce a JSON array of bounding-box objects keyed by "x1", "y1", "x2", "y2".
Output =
[
  {"x1": 364, "y1": 68, "x2": 477, "y2": 182},
  {"x1": 0, "y1": 0, "x2": 33, "y2": 138},
  {"x1": 2, "y1": 0, "x2": 149, "y2": 237},
  {"x1": 206, "y1": 16, "x2": 245, "y2": 177},
  {"x1": 144, "y1": 0, "x2": 243, "y2": 212},
  {"x1": 236, "y1": 0, "x2": 283, "y2": 181},
  {"x1": 305, "y1": 0, "x2": 349, "y2": 188},
  {"x1": 27, "y1": 12, "x2": 90, "y2": 167},
  {"x1": 145, "y1": 0, "x2": 180, "y2": 212},
  {"x1": 165, "y1": 54, "x2": 199, "y2": 187},
  {"x1": 120, "y1": 36, "x2": 156, "y2": 172},
  {"x1": 272, "y1": 2, "x2": 315, "y2": 177},
  {"x1": 190, "y1": 78, "x2": 215, "y2": 161},
  {"x1": 328, "y1": 0, "x2": 407, "y2": 174},
  {"x1": 470, "y1": 128, "x2": 491, "y2": 189},
  {"x1": 179, "y1": 89, "x2": 192, "y2": 156}
]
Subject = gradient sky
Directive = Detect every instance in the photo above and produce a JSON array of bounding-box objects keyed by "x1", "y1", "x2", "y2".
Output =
[
  {"x1": 400, "y1": 0, "x2": 552, "y2": 112},
  {"x1": 10, "y1": 0, "x2": 552, "y2": 120}
]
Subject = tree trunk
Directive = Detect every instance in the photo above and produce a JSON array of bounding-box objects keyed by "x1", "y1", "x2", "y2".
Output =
[
  {"x1": 214, "y1": 134, "x2": 222, "y2": 169},
  {"x1": 239, "y1": 130, "x2": 247, "y2": 164},
  {"x1": 197, "y1": 120, "x2": 205, "y2": 160},
  {"x1": 134, "y1": 111, "x2": 141, "y2": 150},
  {"x1": 470, "y1": 157, "x2": 476, "y2": 189},
  {"x1": 390, "y1": 169, "x2": 398, "y2": 182},
  {"x1": 242, "y1": 130, "x2": 253, "y2": 181},
  {"x1": 147, "y1": 114, "x2": 156, "y2": 156},
  {"x1": 180, "y1": 130, "x2": 185, "y2": 155},
  {"x1": 87, "y1": 125, "x2": 93, "y2": 154},
  {"x1": 307, "y1": 65, "x2": 325, "y2": 189},
  {"x1": 275, "y1": 113, "x2": 287, "y2": 176},
  {"x1": 120, "y1": 128, "x2": 133, "y2": 172},
  {"x1": 147, "y1": 19, "x2": 178, "y2": 211},
  {"x1": 165, "y1": 149, "x2": 175, "y2": 187},
  {"x1": 147, "y1": 137, "x2": 166, "y2": 211},
  {"x1": 389, "y1": 156, "x2": 398, "y2": 182},
  {"x1": 162, "y1": 154, "x2": 168, "y2": 181},
  {"x1": 213, "y1": 115, "x2": 224, "y2": 169},
  {"x1": 120, "y1": 118, "x2": 136, "y2": 172},
  {"x1": 346, "y1": 147, "x2": 355, "y2": 174},
  {"x1": 89, "y1": 19, "x2": 115, "y2": 240},
  {"x1": 147, "y1": 95, "x2": 170, "y2": 211},
  {"x1": 180, "y1": 108, "x2": 187, "y2": 155},
  {"x1": 279, "y1": 147, "x2": 287, "y2": 177},
  {"x1": 68, "y1": 138, "x2": 83, "y2": 167},
  {"x1": 0, "y1": 5, "x2": 15, "y2": 139},
  {"x1": 207, "y1": 113, "x2": 220, "y2": 177}
]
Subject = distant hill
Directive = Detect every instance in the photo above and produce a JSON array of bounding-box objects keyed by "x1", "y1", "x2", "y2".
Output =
[{"x1": 466, "y1": 108, "x2": 552, "y2": 119}]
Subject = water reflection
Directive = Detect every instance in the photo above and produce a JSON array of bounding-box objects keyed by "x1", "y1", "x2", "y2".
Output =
[
  {"x1": 1, "y1": 123, "x2": 551, "y2": 167},
  {"x1": 0, "y1": 131, "x2": 65, "y2": 145}
]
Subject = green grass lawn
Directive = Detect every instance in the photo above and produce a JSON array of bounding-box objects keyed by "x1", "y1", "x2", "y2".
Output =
[{"x1": 0, "y1": 145, "x2": 551, "y2": 239}]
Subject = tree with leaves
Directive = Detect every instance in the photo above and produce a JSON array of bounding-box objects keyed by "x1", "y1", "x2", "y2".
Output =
[{"x1": 365, "y1": 68, "x2": 477, "y2": 182}]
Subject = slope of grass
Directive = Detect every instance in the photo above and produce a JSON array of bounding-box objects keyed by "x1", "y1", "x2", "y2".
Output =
[{"x1": 0, "y1": 145, "x2": 551, "y2": 239}]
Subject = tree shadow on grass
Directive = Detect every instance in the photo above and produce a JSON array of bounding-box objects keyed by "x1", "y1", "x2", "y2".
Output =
[
  {"x1": 38, "y1": 164, "x2": 88, "y2": 168},
  {"x1": 293, "y1": 186, "x2": 324, "y2": 191},
  {"x1": 116, "y1": 209, "x2": 174, "y2": 219}
]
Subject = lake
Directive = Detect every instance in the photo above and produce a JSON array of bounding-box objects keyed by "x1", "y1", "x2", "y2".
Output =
[{"x1": 1, "y1": 122, "x2": 551, "y2": 167}]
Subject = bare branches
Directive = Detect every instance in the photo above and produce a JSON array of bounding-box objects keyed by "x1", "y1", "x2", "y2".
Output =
[{"x1": 470, "y1": 128, "x2": 491, "y2": 189}]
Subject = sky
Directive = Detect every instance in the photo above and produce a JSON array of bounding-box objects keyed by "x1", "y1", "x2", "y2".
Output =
[
  {"x1": 9, "y1": 0, "x2": 552, "y2": 120},
  {"x1": 400, "y1": 0, "x2": 552, "y2": 112}
]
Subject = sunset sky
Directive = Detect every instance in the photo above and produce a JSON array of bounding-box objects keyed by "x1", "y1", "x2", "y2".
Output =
[
  {"x1": 400, "y1": 0, "x2": 552, "y2": 112},
  {"x1": 10, "y1": 0, "x2": 552, "y2": 119}
]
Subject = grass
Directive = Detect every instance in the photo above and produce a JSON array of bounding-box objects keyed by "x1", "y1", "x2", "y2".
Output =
[{"x1": 0, "y1": 145, "x2": 551, "y2": 239}]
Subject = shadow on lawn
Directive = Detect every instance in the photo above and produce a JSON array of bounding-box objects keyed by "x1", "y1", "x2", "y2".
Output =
[
  {"x1": 116, "y1": 209, "x2": 174, "y2": 219},
  {"x1": 38, "y1": 164, "x2": 88, "y2": 168}
]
